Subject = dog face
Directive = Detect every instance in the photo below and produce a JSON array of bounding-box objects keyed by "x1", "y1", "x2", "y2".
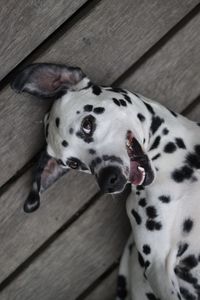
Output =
[{"x1": 11, "y1": 63, "x2": 155, "y2": 211}]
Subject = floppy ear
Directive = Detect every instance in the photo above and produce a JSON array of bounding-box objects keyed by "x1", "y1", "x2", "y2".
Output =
[
  {"x1": 24, "y1": 149, "x2": 68, "y2": 213},
  {"x1": 11, "y1": 63, "x2": 87, "y2": 99}
]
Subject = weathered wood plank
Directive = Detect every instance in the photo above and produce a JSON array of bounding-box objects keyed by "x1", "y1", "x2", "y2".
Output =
[
  {"x1": 0, "y1": 0, "x2": 88, "y2": 81},
  {"x1": 0, "y1": 170, "x2": 99, "y2": 283},
  {"x1": 84, "y1": 268, "x2": 118, "y2": 300},
  {"x1": 0, "y1": 194, "x2": 129, "y2": 300},
  {"x1": 120, "y1": 11, "x2": 200, "y2": 113},
  {"x1": 187, "y1": 102, "x2": 200, "y2": 122},
  {"x1": 0, "y1": 0, "x2": 198, "y2": 186}
]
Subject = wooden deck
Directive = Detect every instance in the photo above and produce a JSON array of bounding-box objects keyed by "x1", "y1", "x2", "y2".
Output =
[{"x1": 0, "y1": 1, "x2": 200, "y2": 299}]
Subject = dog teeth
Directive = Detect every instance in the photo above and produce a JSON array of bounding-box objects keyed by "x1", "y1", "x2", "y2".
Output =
[{"x1": 138, "y1": 166, "x2": 145, "y2": 172}]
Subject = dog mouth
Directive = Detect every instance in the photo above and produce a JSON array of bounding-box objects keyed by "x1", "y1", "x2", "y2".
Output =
[{"x1": 126, "y1": 130, "x2": 150, "y2": 186}]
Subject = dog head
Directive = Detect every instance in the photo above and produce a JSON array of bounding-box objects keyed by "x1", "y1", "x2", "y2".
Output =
[{"x1": 12, "y1": 63, "x2": 155, "y2": 211}]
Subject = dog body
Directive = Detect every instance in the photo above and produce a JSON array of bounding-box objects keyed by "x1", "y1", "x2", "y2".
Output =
[{"x1": 12, "y1": 64, "x2": 200, "y2": 300}]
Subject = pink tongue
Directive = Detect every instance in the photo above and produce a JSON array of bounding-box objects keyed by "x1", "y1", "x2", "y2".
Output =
[{"x1": 130, "y1": 160, "x2": 144, "y2": 185}]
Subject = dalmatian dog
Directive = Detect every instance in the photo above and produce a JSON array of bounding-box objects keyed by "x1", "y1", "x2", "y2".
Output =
[{"x1": 11, "y1": 63, "x2": 200, "y2": 300}]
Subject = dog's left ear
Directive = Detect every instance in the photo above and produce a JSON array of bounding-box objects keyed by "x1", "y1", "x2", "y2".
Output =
[{"x1": 11, "y1": 63, "x2": 87, "y2": 99}]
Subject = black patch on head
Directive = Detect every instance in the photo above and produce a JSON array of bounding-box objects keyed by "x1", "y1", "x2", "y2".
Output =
[
  {"x1": 150, "y1": 116, "x2": 164, "y2": 135},
  {"x1": 169, "y1": 109, "x2": 177, "y2": 117},
  {"x1": 146, "y1": 220, "x2": 162, "y2": 231},
  {"x1": 93, "y1": 107, "x2": 105, "y2": 114},
  {"x1": 69, "y1": 128, "x2": 74, "y2": 134},
  {"x1": 119, "y1": 99, "x2": 127, "y2": 107},
  {"x1": 62, "y1": 140, "x2": 68, "y2": 147},
  {"x1": 138, "y1": 251, "x2": 145, "y2": 267},
  {"x1": 180, "y1": 287, "x2": 196, "y2": 300},
  {"x1": 163, "y1": 128, "x2": 169, "y2": 135},
  {"x1": 175, "y1": 266, "x2": 197, "y2": 285},
  {"x1": 117, "y1": 275, "x2": 127, "y2": 299},
  {"x1": 172, "y1": 166, "x2": 193, "y2": 183},
  {"x1": 139, "y1": 198, "x2": 147, "y2": 207},
  {"x1": 146, "y1": 206, "x2": 157, "y2": 219},
  {"x1": 183, "y1": 218, "x2": 193, "y2": 233},
  {"x1": 149, "y1": 136, "x2": 161, "y2": 151},
  {"x1": 176, "y1": 138, "x2": 186, "y2": 149},
  {"x1": 112, "y1": 98, "x2": 120, "y2": 106},
  {"x1": 177, "y1": 243, "x2": 189, "y2": 257},
  {"x1": 131, "y1": 209, "x2": 142, "y2": 225},
  {"x1": 143, "y1": 244, "x2": 151, "y2": 255},
  {"x1": 55, "y1": 117, "x2": 60, "y2": 128},
  {"x1": 92, "y1": 85, "x2": 102, "y2": 95},
  {"x1": 181, "y1": 255, "x2": 198, "y2": 269},
  {"x1": 186, "y1": 153, "x2": 200, "y2": 169},
  {"x1": 143, "y1": 102, "x2": 155, "y2": 115},
  {"x1": 124, "y1": 94, "x2": 132, "y2": 104},
  {"x1": 146, "y1": 292, "x2": 158, "y2": 300},
  {"x1": 89, "y1": 149, "x2": 96, "y2": 155},
  {"x1": 90, "y1": 157, "x2": 102, "y2": 171},
  {"x1": 158, "y1": 195, "x2": 171, "y2": 203},
  {"x1": 76, "y1": 131, "x2": 94, "y2": 143},
  {"x1": 45, "y1": 123, "x2": 49, "y2": 138},
  {"x1": 137, "y1": 113, "x2": 145, "y2": 122},
  {"x1": 152, "y1": 153, "x2": 161, "y2": 161},
  {"x1": 84, "y1": 104, "x2": 93, "y2": 112},
  {"x1": 164, "y1": 142, "x2": 177, "y2": 153}
]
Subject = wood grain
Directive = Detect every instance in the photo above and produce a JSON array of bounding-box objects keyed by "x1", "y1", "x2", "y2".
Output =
[
  {"x1": 0, "y1": 0, "x2": 87, "y2": 80},
  {"x1": 120, "y1": 11, "x2": 200, "y2": 113},
  {"x1": 0, "y1": 194, "x2": 130, "y2": 300},
  {"x1": 0, "y1": 0, "x2": 198, "y2": 186},
  {"x1": 0, "y1": 170, "x2": 99, "y2": 283}
]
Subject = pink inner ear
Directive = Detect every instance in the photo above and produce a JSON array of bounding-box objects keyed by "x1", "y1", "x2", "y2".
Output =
[{"x1": 37, "y1": 70, "x2": 61, "y2": 92}]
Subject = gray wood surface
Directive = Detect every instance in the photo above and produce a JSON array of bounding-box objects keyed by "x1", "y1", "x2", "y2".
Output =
[
  {"x1": 0, "y1": 194, "x2": 129, "y2": 300},
  {"x1": 0, "y1": 0, "x2": 87, "y2": 80},
  {"x1": 121, "y1": 11, "x2": 200, "y2": 113},
  {"x1": 0, "y1": 170, "x2": 99, "y2": 283},
  {"x1": 84, "y1": 268, "x2": 118, "y2": 300},
  {"x1": 0, "y1": 0, "x2": 198, "y2": 186}
]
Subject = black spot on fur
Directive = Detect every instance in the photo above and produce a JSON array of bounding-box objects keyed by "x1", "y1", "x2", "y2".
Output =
[
  {"x1": 84, "y1": 104, "x2": 93, "y2": 112},
  {"x1": 150, "y1": 116, "x2": 164, "y2": 135},
  {"x1": 76, "y1": 111, "x2": 80, "y2": 114},
  {"x1": 152, "y1": 153, "x2": 161, "y2": 160},
  {"x1": 172, "y1": 166, "x2": 193, "y2": 182},
  {"x1": 195, "y1": 145, "x2": 200, "y2": 155},
  {"x1": 149, "y1": 136, "x2": 161, "y2": 151},
  {"x1": 144, "y1": 102, "x2": 155, "y2": 115},
  {"x1": 76, "y1": 131, "x2": 94, "y2": 143},
  {"x1": 162, "y1": 128, "x2": 169, "y2": 135},
  {"x1": 69, "y1": 128, "x2": 74, "y2": 134},
  {"x1": 137, "y1": 185, "x2": 144, "y2": 191},
  {"x1": 146, "y1": 220, "x2": 162, "y2": 231},
  {"x1": 45, "y1": 123, "x2": 49, "y2": 138},
  {"x1": 117, "y1": 275, "x2": 127, "y2": 299},
  {"x1": 186, "y1": 153, "x2": 200, "y2": 169},
  {"x1": 93, "y1": 107, "x2": 105, "y2": 114},
  {"x1": 92, "y1": 85, "x2": 102, "y2": 95},
  {"x1": 158, "y1": 195, "x2": 171, "y2": 203},
  {"x1": 62, "y1": 140, "x2": 68, "y2": 147},
  {"x1": 138, "y1": 251, "x2": 145, "y2": 267},
  {"x1": 176, "y1": 138, "x2": 186, "y2": 149},
  {"x1": 89, "y1": 149, "x2": 96, "y2": 155},
  {"x1": 177, "y1": 243, "x2": 189, "y2": 257},
  {"x1": 131, "y1": 209, "x2": 142, "y2": 225},
  {"x1": 183, "y1": 218, "x2": 193, "y2": 233},
  {"x1": 181, "y1": 255, "x2": 198, "y2": 269},
  {"x1": 143, "y1": 244, "x2": 151, "y2": 255},
  {"x1": 90, "y1": 157, "x2": 102, "y2": 170},
  {"x1": 112, "y1": 98, "x2": 120, "y2": 106},
  {"x1": 146, "y1": 293, "x2": 158, "y2": 300},
  {"x1": 119, "y1": 99, "x2": 127, "y2": 107},
  {"x1": 146, "y1": 206, "x2": 157, "y2": 219},
  {"x1": 170, "y1": 110, "x2": 177, "y2": 117},
  {"x1": 139, "y1": 198, "x2": 147, "y2": 207},
  {"x1": 55, "y1": 117, "x2": 60, "y2": 128},
  {"x1": 180, "y1": 287, "x2": 196, "y2": 300},
  {"x1": 164, "y1": 142, "x2": 177, "y2": 153},
  {"x1": 137, "y1": 113, "x2": 145, "y2": 122},
  {"x1": 124, "y1": 94, "x2": 132, "y2": 104}
]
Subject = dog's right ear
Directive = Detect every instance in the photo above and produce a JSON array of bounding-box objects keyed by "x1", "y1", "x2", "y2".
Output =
[{"x1": 11, "y1": 63, "x2": 87, "y2": 99}]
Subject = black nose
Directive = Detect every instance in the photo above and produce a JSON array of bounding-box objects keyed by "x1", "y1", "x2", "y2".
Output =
[{"x1": 97, "y1": 166, "x2": 127, "y2": 193}]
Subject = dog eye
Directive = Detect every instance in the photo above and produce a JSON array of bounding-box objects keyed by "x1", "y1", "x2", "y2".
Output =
[
  {"x1": 67, "y1": 160, "x2": 79, "y2": 169},
  {"x1": 81, "y1": 116, "x2": 93, "y2": 135}
]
